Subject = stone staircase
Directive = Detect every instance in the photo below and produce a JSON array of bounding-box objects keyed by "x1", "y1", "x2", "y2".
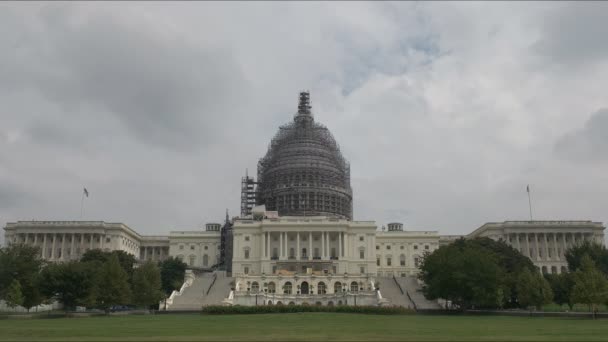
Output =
[
  {"x1": 394, "y1": 276, "x2": 442, "y2": 310},
  {"x1": 201, "y1": 275, "x2": 233, "y2": 307},
  {"x1": 377, "y1": 277, "x2": 414, "y2": 309},
  {"x1": 168, "y1": 272, "x2": 216, "y2": 311}
]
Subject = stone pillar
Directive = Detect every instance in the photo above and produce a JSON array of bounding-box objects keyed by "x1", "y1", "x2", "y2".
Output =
[
  {"x1": 322, "y1": 231, "x2": 326, "y2": 259},
  {"x1": 339, "y1": 232, "x2": 342, "y2": 258},
  {"x1": 309, "y1": 232, "x2": 312, "y2": 259},
  {"x1": 262, "y1": 232, "x2": 266, "y2": 259},
  {"x1": 90, "y1": 234, "x2": 94, "y2": 250},
  {"x1": 51, "y1": 234, "x2": 56, "y2": 260},
  {"x1": 61, "y1": 233, "x2": 66, "y2": 260},
  {"x1": 553, "y1": 233, "x2": 558, "y2": 260},
  {"x1": 70, "y1": 234, "x2": 75, "y2": 260},
  {"x1": 279, "y1": 232, "x2": 283, "y2": 259},
  {"x1": 525, "y1": 233, "x2": 530, "y2": 258},
  {"x1": 100, "y1": 234, "x2": 104, "y2": 250},
  {"x1": 297, "y1": 232, "x2": 300, "y2": 260},
  {"x1": 534, "y1": 234, "x2": 539, "y2": 260},
  {"x1": 516, "y1": 233, "x2": 521, "y2": 253},
  {"x1": 42, "y1": 234, "x2": 47, "y2": 259},
  {"x1": 562, "y1": 233, "x2": 567, "y2": 259},
  {"x1": 267, "y1": 232, "x2": 270, "y2": 259},
  {"x1": 543, "y1": 233, "x2": 549, "y2": 261}
]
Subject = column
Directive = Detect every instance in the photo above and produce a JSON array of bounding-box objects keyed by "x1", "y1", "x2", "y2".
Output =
[
  {"x1": 516, "y1": 233, "x2": 521, "y2": 253},
  {"x1": 309, "y1": 232, "x2": 312, "y2": 259},
  {"x1": 321, "y1": 231, "x2": 326, "y2": 259},
  {"x1": 100, "y1": 234, "x2": 104, "y2": 250},
  {"x1": 279, "y1": 232, "x2": 283, "y2": 260},
  {"x1": 89, "y1": 234, "x2": 93, "y2": 250},
  {"x1": 61, "y1": 233, "x2": 66, "y2": 260},
  {"x1": 297, "y1": 232, "x2": 300, "y2": 260},
  {"x1": 543, "y1": 233, "x2": 549, "y2": 260},
  {"x1": 51, "y1": 234, "x2": 56, "y2": 259},
  {"x1": 553, "y1": 233, "x2": 558, "y2": 260},
  {"x1": 70, "y1": 234, "x2": 75, "y2": 260},
  {"x1": 534, "y1": 234, "x2": 539, "y2": 260},
  {"x1": 262, "y1": 232, "x2": 266, "y2": 259},
  {"x1": 562, "y1": 233, "x2": 567, "y2": 259},
  {"x1": 525, "y1": 233, "x2": 530, "y2": 258},
  {"x1": 267, "y1": 232, "x2": 270, "y2": 259},
  {"x1": 338, "y1": 232, "x2": 342, "y2": 258},
  {"x1": 42, "y1": 234, "x2": 47, "y2": 259}
]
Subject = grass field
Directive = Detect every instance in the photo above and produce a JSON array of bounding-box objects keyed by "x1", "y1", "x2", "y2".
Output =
[{"x1": 1, "y1": 313, "x2": 607, "y2": 341}]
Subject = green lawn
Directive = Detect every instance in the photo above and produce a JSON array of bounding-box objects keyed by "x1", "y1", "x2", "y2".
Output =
[{"x1": 1, "y1": 313, "x2": 607, "y2": 341}]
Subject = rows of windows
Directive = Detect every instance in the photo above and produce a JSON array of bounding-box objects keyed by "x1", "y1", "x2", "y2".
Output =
[{"x1": 376, "y1": 244, "x2": 431, "y2": 251}]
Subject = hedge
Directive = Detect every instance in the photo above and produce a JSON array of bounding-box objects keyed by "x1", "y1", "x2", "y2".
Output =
[{"x1": 201, "y1": 305, "x2": 415, "y2": 315}]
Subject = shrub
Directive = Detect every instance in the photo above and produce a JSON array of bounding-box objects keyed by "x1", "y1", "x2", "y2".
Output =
[{"x1": 201, "y1": 305, "x2": 414, "y2": 315}]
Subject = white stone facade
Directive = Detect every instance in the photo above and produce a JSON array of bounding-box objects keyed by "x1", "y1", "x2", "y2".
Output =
[
  {"x1": 467, "y1": 221, "x2": 606, "y2": 274},
  {"x1": 4, "y1": 221, "x2": 142, "y2": 262},
  {"x1": 231, "y1": 216, "x2": 379, "y2": 306},
  {"x1": 3, "y1": 219, "x2": 605, "y2": 280}
]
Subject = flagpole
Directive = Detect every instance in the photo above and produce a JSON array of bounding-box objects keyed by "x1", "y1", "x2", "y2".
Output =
[
  {"x1": 80, "y1": 190, "x2": 85, "y2": 219},
  {"x1": 527, "y1": 185, "x2": 533, "y2": 221}
]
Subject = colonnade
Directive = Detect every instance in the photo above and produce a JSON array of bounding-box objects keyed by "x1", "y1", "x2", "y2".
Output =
[
  {"x1": 506, "y1": 232, "x2": 595, "y2": 261},
  {"x1": 260, "y1": 231, "x2": 347, "y2": 261}
]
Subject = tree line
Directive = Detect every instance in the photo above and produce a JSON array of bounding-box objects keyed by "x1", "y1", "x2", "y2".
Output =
[
  {"x1": 0, "y1": 244, "x2": 188, "y2": 313},
  {"x1": 419, "y1": 238, "x2": 608, "y2": 317}
]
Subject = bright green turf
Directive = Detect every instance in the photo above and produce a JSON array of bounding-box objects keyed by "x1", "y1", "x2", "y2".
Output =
[{"x1": 1, "y1": 313, "x2": 607, "y2": 341}]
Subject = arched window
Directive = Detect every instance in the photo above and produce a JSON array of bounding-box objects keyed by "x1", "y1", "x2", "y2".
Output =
[
  {"x1": 251, "y1": 282, "x2": 259, "y2": 293},
  {"x1": 350, "y1": 281, "x2": 359, "y2": 292},
  {"x1": 551, "y1": 266, "x2": 557, "y2": 274},
  {"x1": 334, "y1": 282, "x2": 342, "y2": 293},
  {"x1": 268, "y1": 282, "x2": 276, "y2": 293},
  {"x1": 203, "y1": 254, "x2": 209, "y2": 267},
  {"x1": 317, "y1": 282, "x2": 326, "y2": 294},
  {"x1": 300, "y1": 281, "x2": 310, "y2": 294},
  {"x1": 359, "y1": 248, "x2": 365, "y2": 259},
  {"x1": 189, "y1": 255, "x2": 196, "y2": 266},
  {"x1": 400, "y1": 254, "x2": 406, "y2": 266},
  {"x1": 542, "y1": 266, "x2": 548, "y2": 274},
  {"x1": 177, "y1": 254, "x2": 184, "y2": 262},
  {"x1": 284, "y1": 282, "x2": 293, "y2": 294}
]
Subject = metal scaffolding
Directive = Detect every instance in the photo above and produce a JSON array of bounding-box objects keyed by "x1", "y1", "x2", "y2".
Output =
[
  {"x1": 255, "y1": 91, "x2": 353, "y2": 220},
  {"x1": 240, "y1": 170, "x2": 258, "y2": 217}
]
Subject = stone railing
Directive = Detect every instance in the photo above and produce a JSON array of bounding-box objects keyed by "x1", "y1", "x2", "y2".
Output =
[{"x1": 162, "y1": 270, "x2": 195, "y2": 310}]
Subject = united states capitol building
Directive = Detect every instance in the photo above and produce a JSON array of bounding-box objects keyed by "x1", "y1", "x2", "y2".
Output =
[{"x1": 3, "y1": 92, "x2": 606, "y2": 309}]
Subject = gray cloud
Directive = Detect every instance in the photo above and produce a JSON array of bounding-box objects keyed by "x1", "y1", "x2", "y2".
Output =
[
  {"x1": 1, "y1": 2, "x2": 608, "y2": 246},
  {"x1": 533, "y1": 2, "x2": 608, "y2": 67},
  {"x1": 555, "y1": 108, "x2": 608, "y2": 162}
]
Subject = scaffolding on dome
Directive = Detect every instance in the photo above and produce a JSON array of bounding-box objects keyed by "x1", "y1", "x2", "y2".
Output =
[{"x1": 254, "y1": 91, "x2": 353, "y2": 220}]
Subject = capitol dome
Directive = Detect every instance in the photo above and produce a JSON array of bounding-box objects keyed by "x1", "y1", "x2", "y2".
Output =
[{"x1": 256, "y1": 91, "x2": 353, "y2": 220}]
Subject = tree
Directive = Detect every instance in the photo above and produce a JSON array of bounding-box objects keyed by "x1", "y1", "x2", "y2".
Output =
[
  {"x1": 81, "y1": 249, "x2": 136, "y2": 280},
  {"x1": 516, "y1": 268, "x2": 553, "y2": 310},
  {"x1": 570, "y1": 254, "x2": 608, "y2": 318},
  {"x1": 132, "y1": 261, "x2": 163, "y2": 310},
  {"x1": 0, "y1": 244, "x2": 45, "y2": 311},
  {"x1": 565, "y1": 242, "x2": 608, "y2": 276},
  {"x1": 95, "y1": 255, "x2": 131, "y2": 313},
  {"x1": 159, "y1": 257, "x2": 187, "y2": 309},
  {"x1": 419, "y1": 238, "x2": 503, "y2": 310},
  {"x1": 39, "y1": 261, "x2": 97, "y2": 313},
  {"x1": 545, "y1": 273, "x2": 575, "y2": 310},
  {"x1": 5, "y1": 279, "x2": 24, "y2": 308}
]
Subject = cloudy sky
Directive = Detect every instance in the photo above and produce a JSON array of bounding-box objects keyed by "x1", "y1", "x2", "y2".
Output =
[{"x1": 2, "y1": 2, "x2": 608, "y2": 243}]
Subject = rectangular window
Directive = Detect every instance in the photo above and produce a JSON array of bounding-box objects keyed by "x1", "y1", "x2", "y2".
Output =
[
  {"x1": 376, "y1": 245, "x2": 379, "y2": 250},
  {"x1": 360, "y1": 250, "x2": 365, "y2": 259},
  {"x1": 377, "y1": 258, "x2": 380, "y2": 266},
  {"x1": 400, "y1": 259, "x2": 405, "y2": 266},
  {"x1": 245, "y1": 236, "x2": 250, "y2": 241},
  {"x1": 414, "y1": 245, "x2": 418, "y2": 250},
  {"x1": 360, "y1": 267, "x2": 365, "y2": 274},
  {"x1": 387, "y1": 258, "x2": 392, "y2": 266},
  {"x1": 106, "y1": 237, "x2": 110, "y2": 243},
  {"x1": 190, "y1": 245, "x2": 195, "y2": 250},
  {"x1": 244, "y1": 266, "x2": 249, "y2": 274},
  {"x1": 359, "y1": 236, "x2": 364, "y2": 241},
  {"x1": 244, "y1": 250, "x2": 250, "y2": 259},
  {"x1": 386, "y1": 245, "x2": 391, "y2": 250},
  {"x1": 425, "y1": 245, "x2": 429, "y2": 250},
  {"x1": 400, "y1": 246, "x2": 404, "y2": 250}
]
